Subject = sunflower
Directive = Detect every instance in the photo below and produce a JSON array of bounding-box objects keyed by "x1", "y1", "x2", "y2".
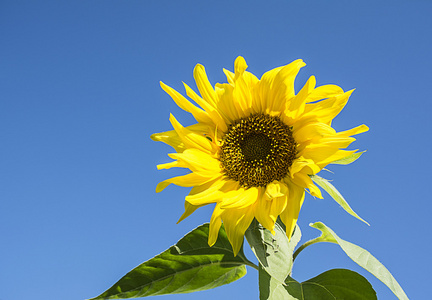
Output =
[{"x1": 151, "y1": 56, "x2": 368, "y2": 255}]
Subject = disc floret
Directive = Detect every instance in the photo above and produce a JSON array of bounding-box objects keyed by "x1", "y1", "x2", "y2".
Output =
[{"x1": 219, "y1": 113, "x2": 297, "y2": 188}]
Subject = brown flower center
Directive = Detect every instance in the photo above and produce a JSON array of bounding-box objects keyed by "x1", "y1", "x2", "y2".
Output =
[{"x1": 219, "y1": 113, "x2": 297, "y2": 188}]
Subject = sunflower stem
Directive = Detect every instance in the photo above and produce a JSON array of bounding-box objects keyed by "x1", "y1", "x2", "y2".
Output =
[
  {"x1": 245, "y1": 261, "x2": 259, "y2": 271},
  {"x1": 236, "y1": 249, "x2": 259, "y2": 270},
  {"x1": 292, "y1": 237, "x2": 333, "y2": 262}
]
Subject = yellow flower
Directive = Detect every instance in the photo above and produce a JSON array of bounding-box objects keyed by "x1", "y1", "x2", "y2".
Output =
[{"x1": 152, "y1": 56, "x2": 368, "y2": 255}]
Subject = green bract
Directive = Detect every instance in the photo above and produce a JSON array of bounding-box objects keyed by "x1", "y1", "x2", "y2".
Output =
[{"x1": 310, "y1": 174, "x2": 369, "y2": 225}]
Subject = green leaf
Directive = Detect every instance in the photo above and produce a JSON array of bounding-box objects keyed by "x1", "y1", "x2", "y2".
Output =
[
  {"x1": 245, "y1": 219, "x2": 301, "y2": 284},
  {"x1": 310, "y1": 174, "x2": 369, "y2": 225},
  {"x1": 89, "y1": 223, "x2": 249, "y2": 299},
  {"x1": 331, "y1": 151, "x2": 366, "y2": 165},
  {"x1": 310, "y1": 222, "x2": 409, "y2": 300},
  {"x1": 259, "y1": 264, "x2": 296, "y2": 300},
  {"x1": 260, "y1": 268, "x2": 376, "y2": 300}
]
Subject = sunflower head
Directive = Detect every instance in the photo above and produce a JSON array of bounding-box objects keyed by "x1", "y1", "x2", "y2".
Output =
[{"x1": 152, "y1": 56, "x2": 368, "y2": 255}]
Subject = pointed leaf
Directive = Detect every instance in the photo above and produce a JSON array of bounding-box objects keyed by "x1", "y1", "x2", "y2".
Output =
[
  {"x1": 310, "y1": 222, "x2": 408, "y2": 300},
  {"x1": 259, "y1": 264, "x2": 296, "y2": 300},
  {"x1": 310, "y1": 174, "x2": 369, "y2": 225},
  {"x1": 260, "y1": 268, "x2": 376, "y2": 300},
  {"x1": 245, "y1": 219, "x2": 301, "y2": 284},
  {"x1": 331, "y1": 151, "x2": 365, "y2": 165},
  {"x1": 89, "y1": 223, "x2": 248, "y2": 299}
]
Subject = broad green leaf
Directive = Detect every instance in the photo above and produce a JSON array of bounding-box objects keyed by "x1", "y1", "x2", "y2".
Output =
[
  {"x1": 310, "y1": 222, "x2": 409, "y2": 300},
  {"x1": 260, "y1": 268, "x2": 376, "y2": 300},
  {"x1": 245, "y1": 219, "x2": 301, "y2": 284},
  {"x1": 310, "y1": 174, "x2": 369, "y2": 225},
  {"x1": 89, "y1": 223, "x2": 249, "y2": 300},
  {"x1": 286, "y1": 269, "x2": 377, "y2": 300},
  {"x1": 331, "y1": 151, "x2": 365, "y2": 165},
  {"x1": 259, "y1": 265, "x2": 296, "y2": 300}
]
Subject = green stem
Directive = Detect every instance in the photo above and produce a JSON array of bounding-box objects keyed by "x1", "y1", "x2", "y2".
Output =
[
  {"x1": 244, "y1": 260, "x2": 259, "y2": 271},
  {"x1": 292, "y1": 237, "x2": 333, "y2": 262},
  {"x1": 236, "y1": 250, "x2": 259, "y2": 271}
]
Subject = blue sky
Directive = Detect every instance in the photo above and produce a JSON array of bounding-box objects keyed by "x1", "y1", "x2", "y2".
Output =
[{"x1": 1, "y1": 1, "x2": 431, "y2": 299}]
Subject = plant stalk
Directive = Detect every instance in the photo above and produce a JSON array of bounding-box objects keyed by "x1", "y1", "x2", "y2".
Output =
[{"x1": 292, "y1": 237, "x2": 333, "y2": 262}]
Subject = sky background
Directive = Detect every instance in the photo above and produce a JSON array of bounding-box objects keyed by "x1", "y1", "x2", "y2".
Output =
[{"x1": 1, "y1": 1, "x2": 431, "y2": 299}]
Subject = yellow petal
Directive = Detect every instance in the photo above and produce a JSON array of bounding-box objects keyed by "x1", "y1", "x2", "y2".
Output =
[
  {"x1": 220, "y1": 186, "x2": 259, "y2": 209},
  {"x1": 215, "y1": 83, "x2": 240, "y2": 122},
  {"x1": 160, "y1": 81, "x2": 212, "y2": 125},
  {"x1": 300, "y1": 144, "x2": 340, "y2": 165},
  {"x1": 303, "y1": 90, "x2": 353, "y2": 124},
  {"x1": 208, "y1": 203, "x2": 223, "y2": 246},
  {"x1": 177, "y1": 202, "x2": 202, "y2": 224},
  {"x1": 269, "y1": 59, "x2": 306, "y2": 113},
  {"x1": 156, "y1": 160, "x2": 187, "y2": 170},
  {"x1": 193, "y1": 64, "x2": 218, "y2": 107},
  {"x1": 184, "y1": 82, "x2": 215, "y2": 111},
  {"x1": 151, "y1": 123, "x2": 210, "y2": 153},
  {"x1": 317, "y1": 149, "x2": 358, "y2": 168},
  {"x1": 256, "y1": 193, "x2": 289, "y2": 235},
  {"x1": 232, "y1": 73, "x2": 253, "y2": 116},
  {"x1": 291, "y1": 172, "x2": 323, "y2": 198},
  {"x1": 270, "y1": 194, "x2": 288, "y2": 222},
  {"x1": 169, "y1": 149, "x2": 220, "y2": 176},
  {"x1": 185, "y1": 179, "x2": 238, "y2": 206},
  {"x1": 276, "y1": 59, "x2": 306, "y2": 98},
  {"x1": 254, "y1": 188, "x2": 275, "y2": 233},
  {"x1": 242, "y1": 70, "x2": 259, "y2": 88},
  {"x1": 317, "y1": 136, "x2": 357, "y2": 149},
  {"x1": 254, "y1": 188, "x2": 288, "y2": 235},
  {"x1": 151, "y1": 129, "x2": 184, "y2": 152},
  {"x1": 187, "y1": 177, "x2": 220, "y2": 196},
  {"x1": 223, "y1": 68, "x2": 235, "y2": 85},
  {"x1": 336, "y1": 124, "x2": 369, "y2": 137},
  {"x1": 169, "y1": 114, "x2": 216, "y2": 153},
  {"x1": 256, "y1": 65, "x2": 284, "y2": 113},
  {"x1": 305, "y1": 84, "x2": 344, "y2": 103},
  {"x1": 222, "y1": 69, "x2": 259, "y2": 119},
  {"x1": 265, "y1": 181, "x2": 288, "y2": 199},
  {"x1": 184, "y1": 82, "x2": 228, "y2": 132},
  {"x1": 293, "y1": 122, "x2": 336, "y2": 144},
  {"x1": 290, "y1": 157, "x2": 321, "y2": 176},
  {"x1": 280, "y1": 180, "x2": 305, "y2": 239},
  {"x1": 221, "y1": 205, "x2": 255, "y2": 256},
  {"x1": 286, "y1": 75, "x2": 316, "y2": 119},
  {"x1": 156, "y1": 172, "x2": 215, "y2": 193},
  {"x1": 225, "y1": 57, "x2": 257, "y2": 117},
  {"x1": 234, "y1": 56, "x2": 248, "y2": 80}
]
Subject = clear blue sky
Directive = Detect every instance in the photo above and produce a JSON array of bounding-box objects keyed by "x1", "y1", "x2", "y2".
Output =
[{"x1": 1, "y1": 1, "x2": 431, "y2": 299}]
